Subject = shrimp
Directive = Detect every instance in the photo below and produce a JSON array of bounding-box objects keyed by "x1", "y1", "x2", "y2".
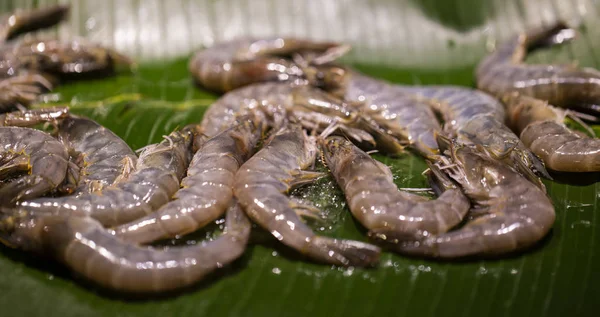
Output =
[
  {"x1": 189, "y1": 37, "x2": 349, "y2": 94},
  {"x1": 320, "y1": 136, "x2": 470, "y2": 242},
  {"x1": 0, "y1": 73, "x2": 54, "y2": 112},
  {"x1": 2, "y1": 39, "x2": 133, "y2": 79},
  {"x1": 112, "y1": 119, "x2": 262, "y2": 244},
  {"x1": 18, "y1": 127, "x2": 194, "y2": 227},
  {"x1": 476, "y1": 22, "x2": 600, "y2": 115},
  {"x1": 201, "y1": 82, "x2": 397, "y2": 152},
  {"x1": 338, "y1": 72, "x2": 442, "y2": 158},
  {"x1": 0, "y1": 201, "x2": 251, "y2": 293},
  {"x1": 403, "y1": 85, "x2": 550, "y2": 189},
  {"x1": 0, "y1": 4, "x2": 70, "y2": 42},
  {"x1": 0, "y1": 127, "x2": 69, "y2": 205},
  {"x1": 0, "y1": 106, "x2": 68, "y2": 127},
  {"x1": 234, "y1": 125, "x2": 381, "y2": 267},
  {"x1": 503, "y1": 92, "x2": 600, "y2": 172},
  {"x1": 55, "y1": 115, "x2": 137, "y2": 196},
  {"x1": 391, "y1": 137, "x2": 555, "y2": 258}
]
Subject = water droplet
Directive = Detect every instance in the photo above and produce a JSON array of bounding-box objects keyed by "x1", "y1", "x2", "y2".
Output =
[
  {"x1": 272, "y1": 267, "x2": 281, "y2": 275},
  {"x1": 271, "y1": 251, "x2": 278, "y2": 257},
  {"x1": 477, "y1": 266, "x2": 488, "y2": 275},
  {"x1": 47, "y1": 274, "x2": 54, "y2": 281},
  {"x1": 343, "y1": 267, "x2": 355, "y2": 277},
  {"x1": 510, "y1": 269, "x2": 519, "y2": 275}
]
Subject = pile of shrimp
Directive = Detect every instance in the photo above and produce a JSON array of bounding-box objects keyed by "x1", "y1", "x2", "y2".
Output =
[{"x1": 1, "y1": 5, "x2": 599, "y2": 294}]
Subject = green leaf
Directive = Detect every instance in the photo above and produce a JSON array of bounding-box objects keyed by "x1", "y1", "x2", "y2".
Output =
[{"x1": 1, "y1": 1, "x2": 599, "y2": 317}]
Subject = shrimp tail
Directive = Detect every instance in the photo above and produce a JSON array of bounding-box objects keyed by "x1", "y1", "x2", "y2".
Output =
[{"x1": 308, "y1": 236, "x2": 381, "y2": 267}]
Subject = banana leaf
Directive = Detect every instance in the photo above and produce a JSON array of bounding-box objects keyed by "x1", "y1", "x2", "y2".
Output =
[{"x1": 0, "y1": 1, "x2": 598, "y2": 316}]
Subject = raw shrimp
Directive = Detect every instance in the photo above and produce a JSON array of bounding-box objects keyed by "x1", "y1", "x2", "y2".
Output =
[
  {"x1": 18, "y1": 127, "x2": 194, "y2": 226},
  {"x1": 321, "y1": 136, "x2": 470, "y2": 242},
  {"x1": 201, "y1": 82, "x2": 398, "y2": 153},
  {"x1": 0, "y1": 127, "x2": 69, "y2": 205},
  {"x1": 56, "y1": 116, "x2": 137, "y2": 196},
  {"x1": 2, "y1": 39, "x2": 133, "y2": 78},
  {"x1": 392, "y1": 137, "x2": 555, "y2": 258},
  {"x1": 0, "y1": 73, "x2": 54, "y2": 112},
  {"x1": 336, "y1": 72, "x2": 442, "y2": 158},
  {"x1": 189, "y1": 37, "x2": 349, "y2": 94},
  {"x1": 234, "y1": 125, "x2": 381, "y2": 267},
  {"x1": 0, "y1": 107, "x2": 68, "y2": 127},
  {"x1": 403, "y1": 85, "x2": 550, "y2": 189},
  {"x1": 503, "y1": 92, "x2": 600, "y2": 172},
  {"x1": 112, "y1": 119, "x2": 261, "y2": 244},
  {"x1": 476, "y1": 22, "x2": 600, "y2": 114},
  {"x1": 0, "y1": 4, "x2": 70, "y2": 42},
  {"x1": 0, "y1": 202, "x2": 251, "y2": 293}
]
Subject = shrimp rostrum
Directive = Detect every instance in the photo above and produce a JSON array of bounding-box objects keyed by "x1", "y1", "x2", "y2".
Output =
[
  {"x1": 503, "y1": 92, "x2": 600, "y2": 172},
  {"x1": 321, "y1": 135, "x2": 470, "y2": 243},
  {"x1": 394, "y1": 137, "x2": 555, "y2": 258},
  {"x1": 234, "y1": 125, "x2": 381, "y2": 267}
]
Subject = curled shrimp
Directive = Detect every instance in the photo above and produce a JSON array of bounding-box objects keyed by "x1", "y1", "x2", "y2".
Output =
[
  {"x1": 0, "y1": 201, "x2": 251, "y2": 293},
  {"x1": 112, "y1": 119, "x2": 262, "y2": 244},
  {"x1": 476, "y1": 22, "x2": 600, "y2": 115},
  {"x1": 0, "y1": 4, "x2": 70, "y2": 42},
  {"x1": 234, "y1": 125, "x2": 381, "y2": 267},
  {"x1": 320, "y1": 135, "x2": 470, "y2": 242},
  {"x1": 503, "y1": 92, "x2": 600, "y2": 172},
  {"x1": 56, "y1": 115, "x2": 137, "y2": 196},
  {"x1": 18, "y1": 127, "x2": 194, "y2": 227},
  {"x1": 403, "y1": 85, "x2": 550, "y2": 189},
  {"x1": 0, "y1": 127, "x2": 69, "y2": 205},
  {"x1": 189, "y1": 37, "x2": 349, "y2": 94},
  {"x1": 393, "y1": 137, "x2": 555, "y2": 258}
]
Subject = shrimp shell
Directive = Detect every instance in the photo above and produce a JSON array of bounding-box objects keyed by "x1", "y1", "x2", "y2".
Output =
[
  {"x1": 476, "y1": 22, "x2": 600, "y2": 114},
  {"x1": 56, "y1": 116, "x2": 137, "y2": 196},
  {"x1": 234, "y1": 125, "x2": 381, "y2": 267},
  {"x1": 113, "y1": 119, "x2": 261, "y2": 244},
  {"x1": 503, "y1": 92, "x2": 600, "y2": 172},
  {"x1": 18, "y1": 127, "x2": 194, "y2": 227},
  {"x1": 0, "y1": 127, "x2": 69, "y2": 205},
  {"x1": 321, "y1": 136, "x2": 470, "y2": 242},
  {"x1": 0, "y1": 202, "x2": 251, "y2": 293}
]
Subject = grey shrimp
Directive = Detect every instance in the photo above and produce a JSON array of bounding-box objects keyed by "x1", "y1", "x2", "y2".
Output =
[
  {"x1": 234, "y1": 125, "x2": 381, "y2": 267},
  {"x1": 18, "y1": 127, "x2": 194, "y2": 227},
  {"x1": 112, "y1": 119, "x2": 261, "y2": 244},
  {"x1": 189, "y1": 37, "x2": 349, "y2": 94},
  {"x1": 503, "y1": 92, "x2": 600, "y2": 172},
  {"x1": 0, "y1": 202, "x2": 251, "y2": 293},
  {"x1": 476, "y1": 22, "x2": 600, "y2": 115},
  {"x1": 403, "y1": 85, "x2": 550, "y2": 189},
  {"x1": 0, "y1": 127, "x2": 69, "y2": 205},
  {"x1": 0, "y1": 4, "x2": 70, "y2": 42},
  {"x1": 321, "y1": 136, "x2": 470, "y2": 242},
  {"x1": 201, "y1": 82, "x2": 397, "y2": 153},
  {"x1": 2, "y1": 39, "x2": 133, "y2": 79},
  {"x1": 0, "y1": 107, "x2": 68, "y2": 127},
  {"x1": 56, "y1": 116, "x2": 137, "y2": 196},
  {"x1": 392, "y1": 138, "x2": 555, "y2": 258}
]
